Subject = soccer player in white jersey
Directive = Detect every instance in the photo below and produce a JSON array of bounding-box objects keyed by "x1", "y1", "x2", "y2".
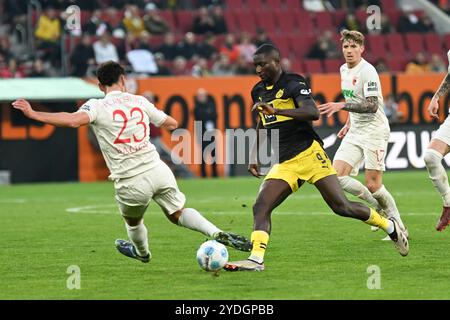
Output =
[
  {"x1": 423, "y1": 50, "x2": 450, "y2": 231},
  {"x1": 11, "y1": 61, "x2": 251, "y2": 263},
  {"x1": 318, "y1": 30, "x2": 407, "y2": 238}
]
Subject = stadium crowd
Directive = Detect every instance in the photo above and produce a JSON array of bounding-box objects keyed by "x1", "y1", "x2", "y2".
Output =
[{"x1": 0, "y1": 0, "x2": 448, "y2": 78}]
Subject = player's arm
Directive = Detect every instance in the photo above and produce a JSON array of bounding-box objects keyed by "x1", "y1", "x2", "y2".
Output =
[
  {"x1": 338, "y1": 115, "x2": 350, "y2": 139},
  {"x1": 12, "y1": 99, "x2": 90, "y2": 128},
  {"x1": 318, "y1": 96, "x2": 378, "y2": 117},
  {"x1": 428, "y1": 73, "x2": 450, "y2": 119},
  {"x1": 252, "y1": 79, "x2": 320, "y2": 121},
  {"x1": 254, "y1": 98, "x2": 320, "y2": 121},
  {"x1": 248, "y1": 119, "x2": 264, "y2": 178},
  {"x1": 159, "y1": 115, "x2": 178, "y2": 131}
]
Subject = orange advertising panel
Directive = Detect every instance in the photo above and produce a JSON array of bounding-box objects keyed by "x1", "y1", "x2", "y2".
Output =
[{"x1": 76, "y1": 73, "x2": 448, "y2": 180}]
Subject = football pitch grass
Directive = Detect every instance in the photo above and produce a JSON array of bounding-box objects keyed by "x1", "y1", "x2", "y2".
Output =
[{"x1": 1, "y1": 170, "x2": 450, "y2": 300}]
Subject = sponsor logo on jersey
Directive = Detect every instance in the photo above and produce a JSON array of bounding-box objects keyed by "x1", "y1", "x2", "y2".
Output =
[
  {"x1": 342, "y1": 89, "x2": 355, "y2": 98},
  {"x1": 300, "y1": 89, "x2": 311, "y2": 95},
  {"x1": 275, "y1": 89, "x2": 284, "y2": 99},
  {"x1": 367, "y1": 81, "x2": 378, "y2": 92},
  {"x1": 81, "y1": 105, "x2": 91, "y2": 111}
]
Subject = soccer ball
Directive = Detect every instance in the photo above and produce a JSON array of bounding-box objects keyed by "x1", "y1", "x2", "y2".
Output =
[{"x1": 196, "y1": 240, "x2": 229, "y2": 271}]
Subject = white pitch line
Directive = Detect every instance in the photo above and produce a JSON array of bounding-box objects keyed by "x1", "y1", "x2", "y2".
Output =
[
  {"x1": 66, "y1": 204, "x2": 118, "y2": 215},
  {"x1": 65, "y1": 204, "x2": 437, "y2": 217},
  {"x1": 0, "y1": 198, "x2": 27, "y2": 203}
]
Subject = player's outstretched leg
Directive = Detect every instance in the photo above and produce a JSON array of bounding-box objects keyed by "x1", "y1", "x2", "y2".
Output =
[
  {"x1": 115, "y1": 218, "x2": 151, "y2": 263},
  {"x1": 424, "y1": 147, "x2": 450, "y2": 231},
  {"x1": 338, "y1": 175, "x2": 383, "y2": 232},
  {"x1": 338, "y1": 175, "x2": 381, "y2": 211},
  {"x1": 315, "y1": 175, "x2": 409, "y2": 256},
  {"x1": 166, "y1": 207, "x2": 252, "y2": 252},
  {"x1": 225, "y1": 179, "x2": 292, "y2": 271}
]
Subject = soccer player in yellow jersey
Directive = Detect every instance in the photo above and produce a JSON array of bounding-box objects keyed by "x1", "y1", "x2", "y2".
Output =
[{"x1": 225, "y1": 44, "x2": 409, "y2": 272}]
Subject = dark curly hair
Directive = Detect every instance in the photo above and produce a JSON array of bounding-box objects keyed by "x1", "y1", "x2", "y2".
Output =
[{"x1": 96, "y1": 61, "x2": 125, "y2": 86}]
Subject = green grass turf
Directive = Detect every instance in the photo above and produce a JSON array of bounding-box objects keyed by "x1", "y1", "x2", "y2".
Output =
[{"x1": 0, "y1": 170, "x2": 449, "y2": 300}]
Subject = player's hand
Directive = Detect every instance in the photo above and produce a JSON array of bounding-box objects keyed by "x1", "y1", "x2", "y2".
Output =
[
  {"x1": 318, "y1": 102, "x2": 345, "y2": 117},
  {"x1": 248, "y1": 163, "x2": 262, "y2": 178},
  {"x1": 252, "y1": 102, "x2": 276, "y2": 115},
  {"x1": 337, "y1": 125, "x2": 349, "y2": 139},
  {"x1": 12, "y1": 99, "x2": 34, "y2": 118},
  {"x1": 427, "y1": 97, "x2": 439, "y2": 120}
]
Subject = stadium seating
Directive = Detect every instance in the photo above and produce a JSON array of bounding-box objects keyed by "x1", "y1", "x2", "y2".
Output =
[
  {"x1": 303, "y1": 59, "x2": 323, "y2": 74},
  {"x1": 324, "y1": 59, "x2": 342, "y2": 73},
  {"x1": 404, "y1": 33, "x2": 426, "y2": 56}
]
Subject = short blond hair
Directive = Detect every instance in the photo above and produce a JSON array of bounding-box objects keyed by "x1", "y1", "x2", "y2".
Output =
[{"x1": 340, "y1": 29, "x2": 365, "y2": 46}]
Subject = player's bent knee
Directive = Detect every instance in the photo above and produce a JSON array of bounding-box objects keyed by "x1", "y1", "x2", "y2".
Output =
[
  {"x1": 330, "y1": 202, "x2": 351, "y2": 217},
  {"x1": 166, "y1": 209, "x2": 182, "y2": 224},
  {"x1": 366, "y1": 182, "x2": 381, "y2": 194},
  {"x1": 424, "y1": 150, "x2": 441, "y2": 169}
]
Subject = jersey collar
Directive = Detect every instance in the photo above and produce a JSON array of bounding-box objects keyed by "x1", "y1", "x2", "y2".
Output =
[{"x1": 105, "y1": 90, "x2": 123, "y2": 97}]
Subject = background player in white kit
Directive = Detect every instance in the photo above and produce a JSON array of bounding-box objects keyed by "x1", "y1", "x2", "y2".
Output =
[
  {"x1": 318, "y1": 30, "x2": 407, "y2": 238},
  {"x1": 424, "y1": 50, "x2": 450, "y2": 231},
  {"x1": 11, "y1": 61, "x2": 251, "y2": 263}
]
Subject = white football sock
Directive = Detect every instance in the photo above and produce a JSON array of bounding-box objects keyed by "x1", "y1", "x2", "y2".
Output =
[
  {"x1": 372, "y1": 185, "x2": 405, "y2": 230},
  {"x1": 424, "y1": 149, "x2": 450, "y2": 207},
  {"x1": 178, "y1": 208, "x2": 221, "y2": 237},
  {"x1": 338, "y1": 175, "x2": 381, "y2": 210},
  {"x1": 126, "y1": 223, "x2": 149, "y2": 257}
]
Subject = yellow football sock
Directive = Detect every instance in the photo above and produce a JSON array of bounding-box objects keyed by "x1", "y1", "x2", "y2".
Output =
[
  {"x1": 365, "y1": 208, "x2": 390, "y2": 232},
  {"x1": 250, "y1": 230, "x2": 269, "y2": 263}
]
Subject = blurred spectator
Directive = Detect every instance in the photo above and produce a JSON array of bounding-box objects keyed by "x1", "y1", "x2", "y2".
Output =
[
  {"x1": 397, "y1": 10, "x2": 433, "y2": 33},
  {"x1": 374, "y1": 58, "x2": 389, "y2": 73},
  {"x1": 123, "y1": 5, "x2": 146, "y2": 36},
  {"x1": 194, "y1": 87, "x2": 218, "y2": 178},
  {"x1": 83, "y1": 9, "x2": 113, "y2": 36},
  {"x1": 157, "y1": 32, "x2": 180, "y2": 60},
  {"x1": 177, "y1": 32, "x2": 200, "y2": 60},
  {"x1": 127, "y1": 48, "x2": 158, "y2": 75},
  {"x1": 254, "y1": 28, "x2": 273, "y2": 48},
  {"x1": 93, "y1": 32, "x2": 119, "y2": 64},
  {"x1": 193, "y1": 6, "x2": 217, "y2": 35},
  {"x1": 339, "y1": 13, "x2": 365, "y2": 33},
  {"x1": 234, "y1": 56, "x2": 254, "y2": 75},
  {"x1": 211, "y1": 53, "x2": 235, "y2": 76},
  {"x1": 197, "y1": 33, "x2": 218, "y2": 60},
  {"x1": 34, "y1": 7, "x2": 62, "y2": 67},
  {"x1": 211, "y1": 5, "x2": 228, "y2": 34},
  {"x1": 28, "y1": 59, "x2": 49, "y2": 77},
  {"x1": 172, "y1": 56, "x2": 190, "y2": 75},
  {"x1": 70, "y1": 34, "x2": 95, "y2": 77},
  {"x1": 219, "y1": 33, "x2": 240, "y2": 64},
  {"x1": 405, "y1": 52, "x2": 430, "y2": 74},
  {"x1": 419, "y1": 15, "x2": 435, "y2": 33},
  {"x1": 192, "y1": 57, "x2": 211, "y2": 77},
  {"x1": 368, "y1": 13, "x2": 395, "y2": 35},
  {"x1": 307, "y1": 30, "x2": 339, "y2": 60},
  {"x1": 136, "y1": 31, "x2": 153, "y2": 51},
  {"x1": 105, "y1": 7, "x2": 127, "y2": 39},
  {"x1": 384, "y1": 94, "x2": 403, "y2": 125},
  {"x1": 237, "y1": 32, "x2": 257, "y2": 64},
  {"x1": 153, "y1": 52, "x2": 172, "y2": 76},
  {"x1": 0, "y1": 36, "x2": 12, "y2": 62},
  {"x1": 429, "y1": 54, "x2": 447, "y2": 73},
  {"x1": 143, "y1": 3, "x2": 170, "y2": 35},
  {"x1": 0, "y1": 58, "x2": 24, "y2": 78}
]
